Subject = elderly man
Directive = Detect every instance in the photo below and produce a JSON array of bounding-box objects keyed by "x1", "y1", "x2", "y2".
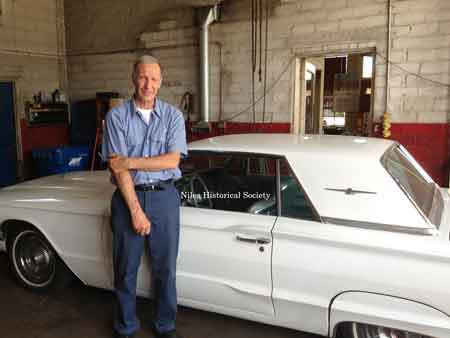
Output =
[{"x1": 102, "y1": 55, "x2": 187, "y2": 338}]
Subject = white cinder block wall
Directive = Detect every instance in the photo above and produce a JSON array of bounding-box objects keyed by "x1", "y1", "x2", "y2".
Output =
[
  {"x1": 389, "y1": 0, "x2": 450, "y2": 123},
  {"x1": 65, "y1": 0, "x2": 196, "y2": 107},
  {"x1": 65, "y1": 0, "x2": 450, "y2": 126},
  {"x1": 0, "y1": 0, "x2": 66, "y2": 120}
]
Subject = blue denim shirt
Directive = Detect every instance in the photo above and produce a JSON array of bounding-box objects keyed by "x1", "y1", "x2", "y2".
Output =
[{"x1": 102, "y1": 98, "x2": 187, "y2": 185}]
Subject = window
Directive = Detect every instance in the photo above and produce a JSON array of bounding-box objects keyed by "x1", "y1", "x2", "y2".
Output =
[
  {"x1": 279, "y1": 159, "x2": 317, "y2": 221},
  {"x1": 362, "y1": 56, "x2": 373, "y2": 79},
  {"x1": 178, "y1": 152, "x2": 319, "y2": 221},
  {"x1": 177, "y1": 152, "x2": 278, "y2": 215},
  {"x1": 382, "y1": 145, "x2": 443, "y2": 226}
]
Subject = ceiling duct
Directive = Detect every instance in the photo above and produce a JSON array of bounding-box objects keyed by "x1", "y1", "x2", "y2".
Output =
[{"x1": 195, "y1": 5, "x2": 220, "y2": 131}]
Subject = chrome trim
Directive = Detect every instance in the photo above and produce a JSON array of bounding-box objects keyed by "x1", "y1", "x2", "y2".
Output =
[
  {"x1": 235, "y1": 235, "x2": 271, "y2": 245},
  {"x1": 276, "y1": 159, "x2": 281, "y2": 217},
  {"x1": 276, "y1": 158, "x2": 322, "y2": 222},
  {"x1": 322, "y1": 216, "x2": 438, "y2": 236},
  {"x1": 325, "y1": 188, "x2": 377, "y2": 195}
]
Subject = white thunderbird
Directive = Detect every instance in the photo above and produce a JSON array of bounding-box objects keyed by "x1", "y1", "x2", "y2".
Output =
[{"x1": 0, "y1": 134, "x2": 448, "y2": 338}]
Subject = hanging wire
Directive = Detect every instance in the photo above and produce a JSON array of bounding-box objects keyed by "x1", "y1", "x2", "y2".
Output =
[
  {"x1": 262, "y1": 0, "x2": 269, "y2": 122},
  {"x1": 258, "y1": 0, "x2": 263, "y2": 82},
  {"x1": 376, "y1": 52, "x2": 450, "y2": 88},
  {"x1": 251, "y1": 0, "x2": 255, "y2": 71},
  {"x1": 251, "y1": 0, "x2": 255, "y2": 123},
  {"x1": 220, "y1": 57, "x2": 294, "y2": 123}
]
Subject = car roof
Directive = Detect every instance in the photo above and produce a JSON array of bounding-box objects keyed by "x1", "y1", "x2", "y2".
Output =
[
  {"x1": 188, "y1": 134, "x2": 432, "y2": 231},
  {"x1": 188, "y1": 134, "x2": 396, "y2": 159}
]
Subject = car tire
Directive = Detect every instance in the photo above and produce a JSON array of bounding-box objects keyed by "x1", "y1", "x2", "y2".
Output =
[
  {"x1": 7, "y1": 227, "x2": 72, "y2": 292},
  {"x1": 338, "y1": 322, "x2": 425, "y2": 338}
]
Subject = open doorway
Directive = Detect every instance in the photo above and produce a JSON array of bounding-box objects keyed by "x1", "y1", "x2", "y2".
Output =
[
  {"x1": 323, "y1": 53, "x2": 374, "y2": 136},
  {"x1": 0, "y1": 82, "x2": 17, "y2": 187},
  {"x1": 295, "y1": 51, "x2": 375, "y2": 136}
]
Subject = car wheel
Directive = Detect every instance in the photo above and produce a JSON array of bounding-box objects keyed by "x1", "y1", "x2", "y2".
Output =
[
  {"x1": 340, "y1": 322, "x2": 427, "y2": 338},
  {"x1": 7, "y1": 227, "x2": 72, "y2": 292}
]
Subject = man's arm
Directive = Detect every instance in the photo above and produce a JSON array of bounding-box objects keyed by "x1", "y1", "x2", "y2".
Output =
[
  {"x1": 109, "y1": 107, "x2": 187, "y2": 173},
  {"x1": 108, "y1": 151, "x2": 181, "y2": 173},
  {"x1": 108, "y1": 151, "x2": 180, "y2": 235},
  {"x1": 103, "y1": 107, "x2": 151, "y2": 236},
  {"x1": 112, "y1": 170, "x2": 151, "y2": 236}
]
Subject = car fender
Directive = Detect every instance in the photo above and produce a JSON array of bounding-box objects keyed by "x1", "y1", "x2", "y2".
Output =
[
  {"x1": 329, "y1": 291, "x2": 450, "y2": 338},
  {"x1": 0, "y1": 216, "x2": 74, "y2": 272},
  {"x1": 1, "y1": 216, "x2": 55, "y2": 248}
]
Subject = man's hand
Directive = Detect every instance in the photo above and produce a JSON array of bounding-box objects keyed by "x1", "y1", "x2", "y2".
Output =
[
  {"x1": 108, "y1": 153, "x2": 131, "y2": 174},
  {"x1": 130, "y1": 207, "x2": 151, "y2": 236}
]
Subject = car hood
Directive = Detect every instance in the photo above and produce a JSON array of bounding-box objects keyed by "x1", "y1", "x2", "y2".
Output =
[{"x1": 0, "y1": 171, "x2": 114, "y2": 216}]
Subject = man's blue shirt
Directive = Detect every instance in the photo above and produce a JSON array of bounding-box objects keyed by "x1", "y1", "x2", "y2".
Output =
[{"x1": 102, "y1": 98, "x2": 188, "y2": 185}]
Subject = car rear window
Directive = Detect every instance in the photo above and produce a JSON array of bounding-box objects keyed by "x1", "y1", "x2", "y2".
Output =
[{"x1": 382, "y1": 145, "x2": 443, "y2": 227}]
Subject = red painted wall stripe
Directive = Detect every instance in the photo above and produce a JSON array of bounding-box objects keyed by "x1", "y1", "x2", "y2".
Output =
[{"x1": 388, "y1": 123, "x2": 449, "y2": 187}]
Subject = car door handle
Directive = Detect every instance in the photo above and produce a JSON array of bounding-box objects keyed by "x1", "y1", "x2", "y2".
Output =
[{"x1": 235, "y1": 234, "x2": 271, "y2": 245}]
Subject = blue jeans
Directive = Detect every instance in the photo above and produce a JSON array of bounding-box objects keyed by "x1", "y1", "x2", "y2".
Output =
[{"x1": 111, "y1": 184, "x2": 180, "y2": 335}]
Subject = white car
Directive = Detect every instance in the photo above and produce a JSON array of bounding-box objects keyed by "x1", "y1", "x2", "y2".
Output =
[{"x1": 0, "y1": 134, "x2": 448, "y2": 338}]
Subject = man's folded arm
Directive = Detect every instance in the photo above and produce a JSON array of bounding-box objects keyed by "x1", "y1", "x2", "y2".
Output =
[{"x1": 129, "y1": 152, "x2": 181, "y2": 171}]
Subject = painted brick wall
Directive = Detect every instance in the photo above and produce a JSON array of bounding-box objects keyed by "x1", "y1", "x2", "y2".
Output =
[
  {"x1": 386, "y1": 0, "x2": 450, "y2": 185},
  {"x1": 66, "y1": 0, "x2": 383, "y2": 121},
  {"x1": 65, "y1": 0, "x2": 450, "y2": 184},
  {"x1": 64, "y1": 0, "x2": 193, "y2": 53},
  {"x1": 65, "y1": 4, "x2": 198, "y2": 109},
  {"x1": 0, "y1": 0, "x2": 67, "y2": 174},
  {"x1": 388, "y1": 0, "x2": 450, "y2": 123},
  {"x1": 66, "y1": 0, "x2": 450, "y2": 125},
  {"x1": 0, "y1": 0, "x2": 67, "y2": 117}
]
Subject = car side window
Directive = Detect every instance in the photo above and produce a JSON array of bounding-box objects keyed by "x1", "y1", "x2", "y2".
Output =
[
  {"x1": 178, "y1": 152, "x2": 277, "y2": 216},
  {"x1": 279, "y1": 159, "x2": 317, "y2": 221}
]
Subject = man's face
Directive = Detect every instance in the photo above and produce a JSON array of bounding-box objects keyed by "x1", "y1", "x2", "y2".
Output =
[{"x1": 133, "y1": 63, "x2": 162, "y2": 104}]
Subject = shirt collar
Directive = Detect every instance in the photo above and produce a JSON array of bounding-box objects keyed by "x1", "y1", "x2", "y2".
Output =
[{"x1": 132, "y1": 98, "x2": 162, "y2": 119}]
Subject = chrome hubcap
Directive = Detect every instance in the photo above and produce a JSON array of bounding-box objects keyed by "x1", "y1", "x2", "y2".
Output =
[
  {"x1": 14, "y1": 231, "x2": 55, "y2": 286},
  {"x1": 355, "y1": 323, "x2": 426, "y2": 338}
]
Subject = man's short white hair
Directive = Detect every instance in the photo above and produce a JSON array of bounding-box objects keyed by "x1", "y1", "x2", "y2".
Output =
[{"x1": 132, "y1": 55, "x2": 161, "y2": 80}]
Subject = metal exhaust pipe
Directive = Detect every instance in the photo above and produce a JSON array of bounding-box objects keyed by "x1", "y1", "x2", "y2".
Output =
[{"x1": 195, "y1": 5, "x2": 219, "y2": 130}]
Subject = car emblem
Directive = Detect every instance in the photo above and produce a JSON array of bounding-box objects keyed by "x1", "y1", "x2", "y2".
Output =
[{"x1": 325, "y1": 188, "x2": 377, "y2": 195}]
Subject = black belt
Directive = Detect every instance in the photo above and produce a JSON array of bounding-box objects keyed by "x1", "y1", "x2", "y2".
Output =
[{"x1": 135, "y1": 179, "x2": 173, "y2": 192}]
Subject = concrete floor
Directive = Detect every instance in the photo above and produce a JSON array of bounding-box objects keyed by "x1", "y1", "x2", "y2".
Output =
[{"x1": 0, "y1": 252, "x2": 322, "y2": 338}]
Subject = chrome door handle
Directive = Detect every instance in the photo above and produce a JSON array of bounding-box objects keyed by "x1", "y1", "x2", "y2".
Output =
[
  {"x1": 256, "y1": 237, "x2": 271, "y2": 244},
  {"x1": 236, "y1": 234, "x2": 271, "y2": 245}
]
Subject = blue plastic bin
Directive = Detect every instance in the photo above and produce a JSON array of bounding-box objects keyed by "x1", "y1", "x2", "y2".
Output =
[{"x1": 32, "y1": 145, "x2": 91, "y2": 177}]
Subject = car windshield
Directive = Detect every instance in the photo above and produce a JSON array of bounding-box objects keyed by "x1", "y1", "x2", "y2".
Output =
[{"x1": 382, "y1": 145, "x2": 443, "y2": 227}]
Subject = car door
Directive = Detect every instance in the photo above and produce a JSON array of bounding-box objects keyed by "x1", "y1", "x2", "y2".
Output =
[
  {"x1": 270, "y1": 158, "x2": 332, "y2": 335},
  {"x1": 176, "y1": 151, "x2": 278, "y2": 318}
]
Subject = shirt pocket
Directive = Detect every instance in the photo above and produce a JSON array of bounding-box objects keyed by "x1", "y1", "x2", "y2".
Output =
[
  {"x1": 126, "y1": 133, "x2": 143, "y2": 154},
  {"x1": 125, "y1": 123, "x2": 145, "y2": 148},
  {"x1": 149, "y1": 129, "x2": 167, "y2": 156}
]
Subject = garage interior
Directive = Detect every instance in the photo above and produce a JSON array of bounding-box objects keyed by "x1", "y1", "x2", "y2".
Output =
[
  {"x1": 0, "y1": 0, "x2": 450, "y2": 337},
  {"x1": 0, "y1": 0, "x2": 449, "y2": 187}
]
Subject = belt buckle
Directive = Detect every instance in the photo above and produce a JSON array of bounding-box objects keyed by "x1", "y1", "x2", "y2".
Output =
[
  {"x1": 135, "y1": 181, "x2": 169, "y2": 192},
  {"x1": 150, "y1": 183, "x2": 163, "y2": 191}
]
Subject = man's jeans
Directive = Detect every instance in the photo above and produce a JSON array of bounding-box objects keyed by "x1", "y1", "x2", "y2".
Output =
[{"x1": 111, "y1": 184, "x2": 180, "y2": 335}]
